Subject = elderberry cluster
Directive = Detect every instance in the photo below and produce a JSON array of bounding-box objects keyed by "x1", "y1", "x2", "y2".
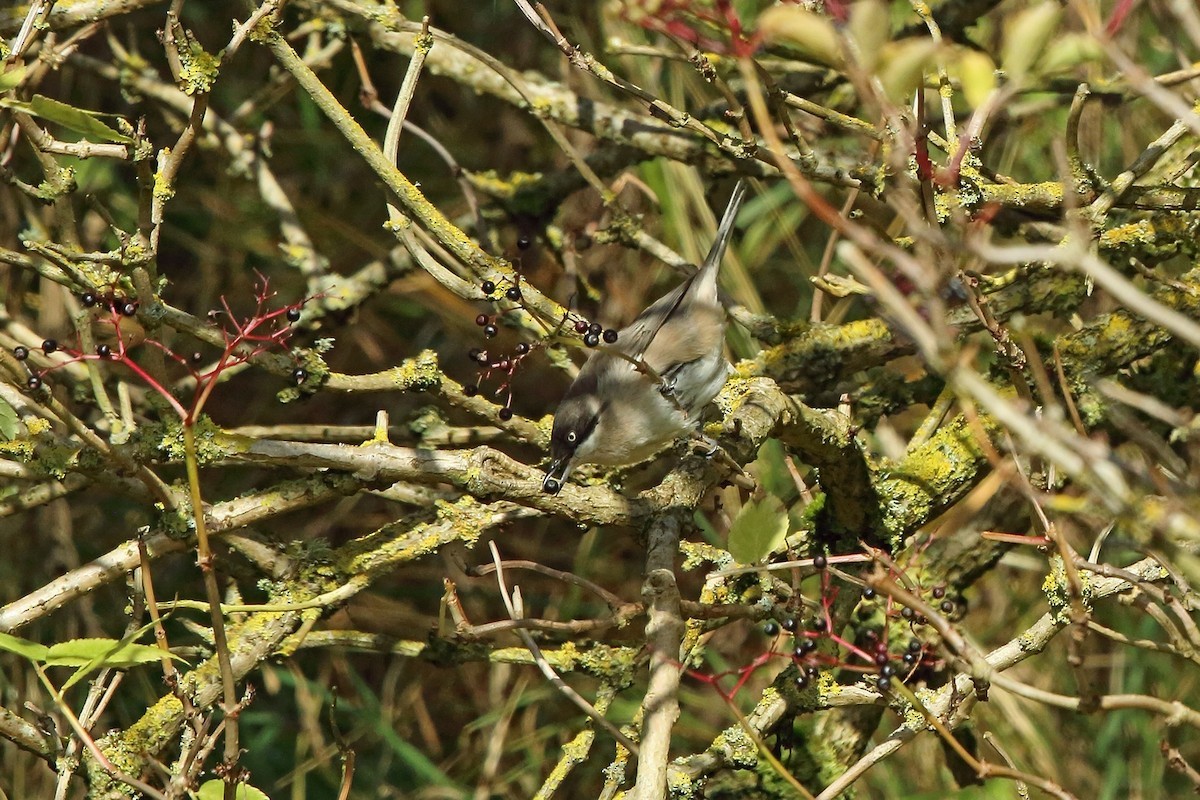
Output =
[
  {"x1": 755, "y1": 556, "x2": 938, "y2": 695},
  {"x1": 82, "y1": 290, "x2": 138, "y2": 318},
  {"x1": 464, "y1": 270, "x2": 620, "y2": 422},
  {"x1": 11, "y1": 287, "x2": 311, "y2": 395}
]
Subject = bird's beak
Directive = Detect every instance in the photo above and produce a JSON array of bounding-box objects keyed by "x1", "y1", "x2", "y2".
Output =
[{"x1": 542, "y1": 458, "x2": 572, "y2": 494}]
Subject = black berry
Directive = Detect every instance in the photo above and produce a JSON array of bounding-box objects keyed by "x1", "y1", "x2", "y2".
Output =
[
  {"x1": 940, "y1": 600, "x2": 954, "y2": 613},
  {"x1": 468, "y1": 348, "x2": 483, "y2": 361},
  {"x1": 26, "y1": 376, "x2": 42, "y2": 390},
  {"x1": 874, "y1": 651, "x2": 889, "y2": 666},
  {"x1": 190, "y1": 352, "x2": 204, "y2": 364},
  {"x1": 877, "y1": 676, "x2": 892, "y2": 692},
  {"x1": 584, "y1": 334, "x2": 600, "y2": 348},
  {"x1": 932, "y1": 586, "x2": 945, "y2": 599},
  {"x1": 484, "y1": 324, "x2": 499, "y2": 338},
  {"x1": 903, "y1": 652, "x2": 917, "y2": 665},
  {"x1": 498, "y1": 407, "x2": 513, "y2": 421},
  {"x1": 81, "y1": 292, "x2": 98, "y2": 307},
  {"x1": 13, "y1": 346, "x2": 29, "y2": 360},
  {"x1": 812, "y1": 617, "x2": 827, "y2": 632},
  {"x1": 464, "y1": 384, "x2": 479, "y2": 397},
  {"x1": 41, "y1": 339, "x2": 58, "y2": 354},
  {"x1": 908, "y1": 639, "x2": 922, "y2": 653},
  {"x1": 97, "y1": 344, "x2": 111, "y2": 358},
  {"x1": 862, "y1": 587, "x2": 876, "y2": 600},
  {"x1": 797, "y1": 638, "x2": 816, "y2": 654},
  {"x1": 901, "y1": 607, "x2": 915, "y2": 620},
  {"x1": 794, "y1": 673, "x2": 809, "y2": 689},
  {"x1": 805, "y1": 665, "x2": 818, "y2": 679},
  {"x1": 881, "y1": 663, "x2": 896, "y2": 677},
  {"x1": 481, "y1": 280, "x2": 496, "y2": 295},
  {"x1": 121, "y1": 302, "x2": 137, "y2": 317},
  {"x1": 763, "y1": 621, "x2": 780, "y2": 637},
  {"x1": 813, "y1": 554, "x2": 827, "y2": 570},
  {"x1": 542, "y1": 477, "x2": 561, "y2": 494},
  {"x1": 602, "y1": 329, "x2": 618, "y2": 343},
  {"x1": 514, "y1": 342, "x2": 530, "y2": 355},
  {"x1": 286, "y1": 307, "x2": 302, "y2": 322},
  {"x1": 574, "y1": 320, "x2": 589, "y2": 334},
  {"x1": 292, "y1": 367, "x2": 308, "y2": 385},
  {"x1": 476, "y1": 314, "x2": 489, "y2": 326},
  {"x1": 781, "y1": 617, "x2": 797, "y2": 632},
  {"x1": 505, "y1": 286, "x2": 522, "y2": 301},
  {"x1": 588, "y1": 322, "x2": 602, "y2": 336},
  {"x1": 517, "y1": 235, "x2": 531, "y2": 250}
]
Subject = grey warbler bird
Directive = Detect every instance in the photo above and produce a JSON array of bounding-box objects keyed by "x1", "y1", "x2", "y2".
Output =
[{"x1": 542, "y1": 181, "x2": 747, "y2": 494}]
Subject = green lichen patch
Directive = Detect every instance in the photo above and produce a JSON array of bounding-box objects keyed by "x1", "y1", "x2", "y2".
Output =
[{"x1": 393, "y1": 349, "x2": 442, "y2": 392}]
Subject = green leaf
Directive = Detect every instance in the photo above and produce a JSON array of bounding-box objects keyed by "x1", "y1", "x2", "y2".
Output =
[
  {"x1": 45, "y1": 638, "x2": 168, "y2": 668},
  {"x1": 51, "y1": 616, "x2": 184, "y2": 691},
  {"x1": 47, "y1": 637, "x2": 181, "y2": 691},
  {"x1": 0, "y1": 630, "x2": 50, "y2": 662},
  {"x1": 878, "y1": 38, "x2": 940, "y2": 103},
  {"x1": 1001, "y1": 1, "x2": 1063, "y2": 83},
  {"x1": 848, "y1": 0, "x2": 890, "y2": 71},
  {"x1": 0, "y1": 395, "x2": 17, "y2": 441},
  {"x1": 1037, "y1": 33, "x2": 1103, "y2": 75},
  {"x1": 953, "y1": 49, "x2": 998, "y2": 110},
  {"x1": 0, "y1": 94, "x2": 132, "y2": 144},
  {"x1": 0, "y1": 65, "x2": 27, "y2": 93},
  {"x1": 196, "y1": 780, "x2": 270, "y2": 800},
  {"x1": 727, "y1": 496, "x2": 790, "y2": 564},
  {"x1": 757, "y1": 7, "x2": 844, "y2": 68}
]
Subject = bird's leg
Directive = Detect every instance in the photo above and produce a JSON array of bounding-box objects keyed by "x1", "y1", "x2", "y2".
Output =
[
  {"x1": 687, "y1": 432, "x2": 756, "y2": 490},
  {"x1": 693, "y1": 431, "x2": 720, "y2": 458}
]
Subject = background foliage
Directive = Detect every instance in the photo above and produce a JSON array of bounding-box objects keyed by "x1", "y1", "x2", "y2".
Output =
[{"x1": 2, "y1": 0, "x2": 1200, "y2": 798}]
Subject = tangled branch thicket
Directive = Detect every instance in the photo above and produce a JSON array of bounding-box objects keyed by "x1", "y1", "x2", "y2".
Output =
[{"x1": 2, "y1": 0, "x2": 1199, "y2": 798}]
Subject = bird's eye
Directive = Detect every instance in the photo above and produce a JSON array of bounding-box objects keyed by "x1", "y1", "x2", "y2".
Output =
[{"x1": 566, "y1": 431, "x2": 578, "y2": 444}]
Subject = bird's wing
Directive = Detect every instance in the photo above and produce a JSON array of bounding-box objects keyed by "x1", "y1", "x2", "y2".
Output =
[{"x1": 616, "y1": 181, "x2": 747, "y2": 367}]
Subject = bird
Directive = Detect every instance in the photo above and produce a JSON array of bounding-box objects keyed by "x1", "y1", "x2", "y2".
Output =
[{"x1": 542, "y1": 181, "x2": 747, "y2": 494}]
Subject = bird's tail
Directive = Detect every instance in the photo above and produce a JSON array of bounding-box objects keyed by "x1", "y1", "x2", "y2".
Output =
[{"x1": 700, "y1": 180, "x2": 747, "y2": 276}]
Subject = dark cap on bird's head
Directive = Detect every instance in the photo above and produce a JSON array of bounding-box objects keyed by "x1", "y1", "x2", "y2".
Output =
[{"x1": 542, "y1": 385, "x2": 602, "y2": 494}]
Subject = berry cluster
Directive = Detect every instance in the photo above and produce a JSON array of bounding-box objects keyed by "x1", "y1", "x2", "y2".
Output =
[
  {"x1": 14, "y1": 291, "x2": 141, "y2": 392},
  {"x1": 755, "y1": 557, "x2": 944, "y2": 696},
  {"x1": 463, "y1": 273, "x2": 620, "y2": 422},
  {"x1": 11, "y1": 282, "x2": 309, "y2": 420},
  {"x1": 82, "y1": 290, "x2": 138, "y2": 317}
]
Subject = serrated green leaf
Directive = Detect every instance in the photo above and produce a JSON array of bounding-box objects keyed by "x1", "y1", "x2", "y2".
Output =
[
  {"x1": 196, "y1": 780, "x2": 269, "y2": 800},
  {"x1": 727, "y1": 496, "x2": 790, "y2": 564},
  {"x1": 0, "y1": 94, "x2": 132, "y2": 144},
  {"x1": 0, "y1": 630, "x2": 50, "y2": 662},
  {"x1": 1001, "y1": 1, "x2": 1063, "y2": 82},
  {"x1": 0, "y1": 396, "x2": 17, "y2": 441},
  {"x1": 757, "y1": 7, "x2": 844, "y2": 69},
  {"x1": 0, "y1": 65, "x2": 27, "y2": 93}
]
